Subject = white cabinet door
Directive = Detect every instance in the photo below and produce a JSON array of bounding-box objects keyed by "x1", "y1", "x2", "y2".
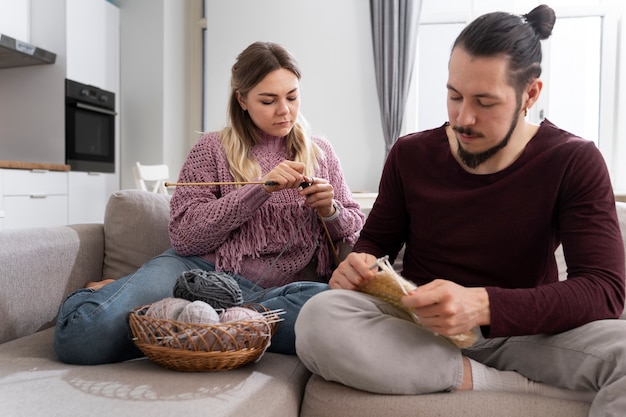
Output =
[
  {"x1": 1, "y1": 169, "x2": 69, "y2": 230},
  {"x1": 3, "y1": 195, "x2": 68, "y2": 229},
  {"x1": 68, "y1": 171, "x2": 110, "y2": 224},
  {"x1": 3, "y1": 169, "x2": 68, "y2": 196},
  {"x1": 66, "y1": 0, "x2": 120, "y2": 91},
  {"x1": 0, "y1": 0, "x2": 30, "y2": 41}
]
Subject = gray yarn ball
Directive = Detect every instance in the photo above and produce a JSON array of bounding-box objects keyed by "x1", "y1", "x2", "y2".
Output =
[{"x1": 173, "y1": 269, "x2": 243, "y2": 310}]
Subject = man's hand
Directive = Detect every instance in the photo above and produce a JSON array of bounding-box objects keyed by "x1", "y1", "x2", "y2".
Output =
[
  {"x1": 329, "y1": 252, "x2": 378, "y2": 290},
  {"x1": 401, "y1": 279, "x2": 490, "y2": 336}
]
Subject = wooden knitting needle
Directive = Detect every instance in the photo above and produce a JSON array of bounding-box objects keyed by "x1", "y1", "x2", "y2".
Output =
[
  {"x1": 298, "y1": 180, "x2": 341, "y2": 265},
  {"x1": 318, "y1": 211, "x2": 340, "y2": 266},
  {"x1": 164, "y1": 181, "x2": 279, "y2": 187}
]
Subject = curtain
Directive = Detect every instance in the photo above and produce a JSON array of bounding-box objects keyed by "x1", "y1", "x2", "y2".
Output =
[{"x1": 370, "y1": 0, "x2": 422, "y2": 155}]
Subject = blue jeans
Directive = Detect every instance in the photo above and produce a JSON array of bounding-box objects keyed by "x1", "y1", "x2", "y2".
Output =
[{"x1": 54, "y1": 248, "x2": 329, "y2": 365}]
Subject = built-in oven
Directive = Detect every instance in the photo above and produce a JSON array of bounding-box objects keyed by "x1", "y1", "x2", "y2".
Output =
[{"x1": 65, "y1": 79, "x2": 116, "y2": 173}]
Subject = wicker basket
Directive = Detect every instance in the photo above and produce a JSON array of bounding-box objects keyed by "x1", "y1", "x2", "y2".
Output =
[{"x1": 128, "y1": 304, "x2": 280, "y2": 372}]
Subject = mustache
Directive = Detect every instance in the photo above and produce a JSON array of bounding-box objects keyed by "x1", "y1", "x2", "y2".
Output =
[{"x1": 452, "y1": 125, "x2": 483, "y2": 137}]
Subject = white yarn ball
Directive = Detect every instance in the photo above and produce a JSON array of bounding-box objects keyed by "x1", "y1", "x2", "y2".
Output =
[
  {"x1": 145, "y1": 297, "x2": 190, "y2": 320},
  {"x1": 177, "y1": 300, "x2": 220, "y2": 324}
]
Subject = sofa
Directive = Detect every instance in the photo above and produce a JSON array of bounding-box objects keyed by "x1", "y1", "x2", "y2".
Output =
[{"x1": 1, "y1": 189, "x2": 624, "y2": 417}]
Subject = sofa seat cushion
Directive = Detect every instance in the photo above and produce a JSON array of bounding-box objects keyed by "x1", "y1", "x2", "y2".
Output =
[
  {"x1": 103, "y1": 190, "x2": 173, "y2": 279},
  {"x1": 0, "y1": 329, "x2": 310, "y2": 417},
  {"x1": 300, "y1": 374, "x2": 590, "y2": 417}
]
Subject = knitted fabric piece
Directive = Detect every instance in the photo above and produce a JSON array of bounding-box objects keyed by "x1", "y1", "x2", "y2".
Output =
[{"x1": 359, "y1": 257, "x2": 477, "y2": 348}]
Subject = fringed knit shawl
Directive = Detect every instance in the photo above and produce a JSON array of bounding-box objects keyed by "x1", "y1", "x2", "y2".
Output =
[{"x1": 169, "y1": 131, "x2": 365, "y2": 288}]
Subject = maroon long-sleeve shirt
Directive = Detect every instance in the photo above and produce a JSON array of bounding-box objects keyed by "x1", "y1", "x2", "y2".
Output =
[{"x1": 355, "y1": 120, "x2": 625, "y2": 338}]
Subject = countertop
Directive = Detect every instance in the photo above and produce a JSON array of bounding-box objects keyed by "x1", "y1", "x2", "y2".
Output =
[{"x1": 0, "y1": 160, "x2": 70, "y2": 171}]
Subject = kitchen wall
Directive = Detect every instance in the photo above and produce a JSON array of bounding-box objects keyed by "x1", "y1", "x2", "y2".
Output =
[
  {"x1": 3, "y1": 1, "x2": 623, "y2": 196},
  {"x1": 0, "y1": 0, "x2": 189, "y2": 194},
  {"x1": 116, "y1": 0, "x2": 196, "y2": 190},
  {"x1": 116, "y1": 0, "x2": 384, "y2": 193},
  {"x1": 0, "y1": 0, "x2": 67, "y2": 166},
  {"x1": 203, "y1": 0, "x2": 385, "y2": 193}
]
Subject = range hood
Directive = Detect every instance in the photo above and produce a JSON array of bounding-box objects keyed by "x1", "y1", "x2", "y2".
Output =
[{"x1": 0, "y1": 34, "x2": 56, "y2": 69}]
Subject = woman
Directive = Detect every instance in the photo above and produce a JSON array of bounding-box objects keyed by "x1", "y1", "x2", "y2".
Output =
[{"x1": 54, "y1": 41, "x2": 365, "y2": 365}]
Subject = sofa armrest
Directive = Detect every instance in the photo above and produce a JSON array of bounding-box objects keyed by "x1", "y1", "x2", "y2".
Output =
[{"x1": 0, "y1": 224, "x2": 104, "y2": 344}]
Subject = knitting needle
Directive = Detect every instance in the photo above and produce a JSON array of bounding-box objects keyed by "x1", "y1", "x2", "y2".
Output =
[
  {"x1": 369, "y1": 255, "x2": 389, "y2": 270},
  {"x1": 164, "y1": 180, "x2": 279, "y2": 187},
  {"x1": 298, "y1": 179, "x2": 341, "y2": 266}
]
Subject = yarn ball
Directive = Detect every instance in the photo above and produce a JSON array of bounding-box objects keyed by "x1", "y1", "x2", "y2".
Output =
[
  {"x1": 144, "y1": 297, "x2": 191, "y2": 320},
  {"x1": 177, "y1": 300, "x2": 220, "y2": 325},
  {"x1": 219, "y1": 306, "x2": 264, "y2": 323},
  {"x1": 218, "y1": 307, "x2": 271, "y2": 351},
  {"x1": 173, "y1": 269, "x2": 243, "y2": 310}
]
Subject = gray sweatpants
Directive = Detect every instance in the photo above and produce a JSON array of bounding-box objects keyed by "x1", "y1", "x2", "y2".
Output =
[{"x1": 294, "y1": 290, "x2": 626, "y2": 417}]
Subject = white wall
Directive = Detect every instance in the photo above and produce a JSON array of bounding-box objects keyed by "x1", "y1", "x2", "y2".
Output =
[
  {"x1": 612, "y1": 0, "x2": 626, "y2": 194},
  {"x1": 203, "y1": 0, "x2": 385, "y2": 193},
  {"x1": 117, "y1": 0, "x2": 192, "y2": 190},
  {"x1": 5, "y1": 1, "x2": 621, "y2": 196},
  {"x1": 407, "y1": 0, "x2": 626, "y2": 194}
]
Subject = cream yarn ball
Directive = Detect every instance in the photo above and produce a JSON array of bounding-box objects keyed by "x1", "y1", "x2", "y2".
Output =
[
  {"x1": 219, "y1": 306, "x2": 264, "y2": 323},
  {"x1": 217, "y1": 307, "x2": 271, "y2": 351},
  {"x1": 177, "y1": 300, "x2": 220, "y2": 324},
  {"x1": 145, "y1": 297, "x2": 190, "y2": 320}
]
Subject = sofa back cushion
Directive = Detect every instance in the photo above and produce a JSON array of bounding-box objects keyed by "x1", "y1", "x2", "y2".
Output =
[
  {"x1": 102, "y1": 190, "x2": 172, "y2": 279},
  {"x1": 0, "y1": 224, "x2": 104, "y2": 344}
]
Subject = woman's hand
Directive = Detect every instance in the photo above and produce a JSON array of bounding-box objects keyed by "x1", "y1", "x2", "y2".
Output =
[
  {"x1": 261, "y1": 160, "x2": 307, "y2": 192},
  {"x1": 298, "y1": 177, "x2": 336, "y2": 217},
  {"x1": 401, "y1": 279, "x2": 490, "y2": 336},
  {"x1": 329, "y1": 252, "x2": 378, "y2": 290}
]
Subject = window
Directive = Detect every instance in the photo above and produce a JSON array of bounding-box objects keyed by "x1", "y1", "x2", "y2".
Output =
[{"x1": 405, "y1": 1, "x2": 624, "y2": 192}]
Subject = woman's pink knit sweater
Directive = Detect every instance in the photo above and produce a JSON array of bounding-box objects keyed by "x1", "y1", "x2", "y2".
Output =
[{"x1": 169, "y1": 131, "x2": 365, "y2": 288}]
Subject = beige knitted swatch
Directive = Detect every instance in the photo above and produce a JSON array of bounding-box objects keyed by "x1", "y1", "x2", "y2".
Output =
[{"x1": 358, "y1": 256, "x2": 477, "y2": 349}]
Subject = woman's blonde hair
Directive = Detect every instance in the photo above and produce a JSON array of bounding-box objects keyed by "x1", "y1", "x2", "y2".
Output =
[{"x1": 221, "y1": 41, "x2": 323, "y2": 183}]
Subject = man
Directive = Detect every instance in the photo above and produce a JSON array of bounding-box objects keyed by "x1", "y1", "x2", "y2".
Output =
[{"x1": 294, "y1": 5, "x2": 625, "y2": 416}]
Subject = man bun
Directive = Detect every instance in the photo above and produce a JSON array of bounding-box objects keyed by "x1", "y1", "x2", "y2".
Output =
[{"x1": 524, "y1": 4, "x2": 556, "y2": 40}]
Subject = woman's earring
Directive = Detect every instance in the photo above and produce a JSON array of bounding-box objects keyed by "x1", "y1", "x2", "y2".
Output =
[{"x1": 524, "y1": 107, "x2": 528, "y2": 117}]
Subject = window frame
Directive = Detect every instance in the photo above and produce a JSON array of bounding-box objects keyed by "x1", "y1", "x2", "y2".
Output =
[{"x1": 404, "y1": 2, "x2": 622, "y2": 192}]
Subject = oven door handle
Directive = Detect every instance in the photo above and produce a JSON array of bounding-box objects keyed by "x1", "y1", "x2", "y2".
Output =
[{"x1": 75, "y1": 102, "x2": 117, "y2": 116}]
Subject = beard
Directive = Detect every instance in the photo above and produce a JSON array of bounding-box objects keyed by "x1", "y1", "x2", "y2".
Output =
[{"x1": 453, "y1": 105, "x2": 522, "y2": 169}]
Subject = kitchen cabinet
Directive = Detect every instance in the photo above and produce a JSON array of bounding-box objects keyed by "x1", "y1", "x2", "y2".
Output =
[
  {"x1": 66, "y1": 0, "x2": 121, "y2": 204},
  {"x1": 66, "y1": 0, "x2": 120, "y2": 92},
  {"x1": 1, "y1": 168, "x2": 68, "y2": 230},
  {"x1": 68, "y1": 171, "x2": 110, "y2": 224},
  {"x1": 0, "y1": 0, "x2": 30, "y2": 42}
]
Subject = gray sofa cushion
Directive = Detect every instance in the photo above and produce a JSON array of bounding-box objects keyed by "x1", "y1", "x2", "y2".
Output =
[
  {"x1": 102, "y1": 190, "x2": 172, "y2": 279},
  {"x1": 0, "y1": 328, "x2": 310, "y2": 417},
  {"x1": 300, "y1": 374, "x2": 589, "y2": 417}
]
